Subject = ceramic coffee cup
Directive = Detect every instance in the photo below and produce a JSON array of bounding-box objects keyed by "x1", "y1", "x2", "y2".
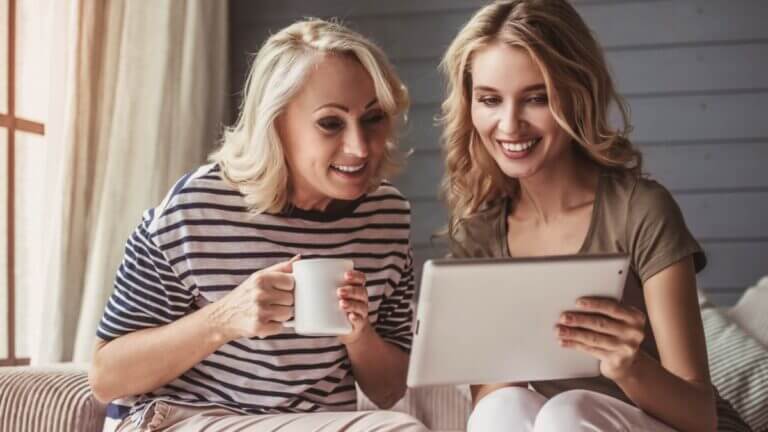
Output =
[{"x1": 284, "y1": 258, "x2": 354, "y2": 336}]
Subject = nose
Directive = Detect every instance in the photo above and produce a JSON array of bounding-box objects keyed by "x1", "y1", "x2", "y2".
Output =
[
  {"x1": 343, "y1": 124, "x2": 369, "y2": 159},
  {"x1": 498, "y1": 102, "x2": 525, "y2": 135}
]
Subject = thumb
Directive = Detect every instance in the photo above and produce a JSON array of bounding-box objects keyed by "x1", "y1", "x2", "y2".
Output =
[{"x1": 263, "y1": 254, "x2": 301, "y2": 274}]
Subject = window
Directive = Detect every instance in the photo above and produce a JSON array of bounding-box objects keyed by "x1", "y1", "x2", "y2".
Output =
[{"x1": 1, "y1": 0, "x2": 49, "y2": 366}]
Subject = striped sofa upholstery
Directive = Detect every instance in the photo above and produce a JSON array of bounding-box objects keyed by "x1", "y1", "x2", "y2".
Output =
[{"x1": 0, "y1": 365, "x2": 105, "y2": 432}]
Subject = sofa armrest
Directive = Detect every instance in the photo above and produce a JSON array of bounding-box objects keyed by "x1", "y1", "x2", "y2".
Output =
[{"x1": 0, "y1": 364, "x2": 106, "y2": 432}]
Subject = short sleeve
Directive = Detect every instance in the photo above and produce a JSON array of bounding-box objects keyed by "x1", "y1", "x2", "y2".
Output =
[
  {"x1": 96, "y1": 209, "x2": 195, "y2": 341},
  {"x1": 374, "y1": 248, "x2": 416, "y2": 353},
  {"x1": 627, "y1": 180, "x2": 707, "y2": 283}
]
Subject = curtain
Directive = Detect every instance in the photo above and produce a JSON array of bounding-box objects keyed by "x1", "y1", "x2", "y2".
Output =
[{"x1": 32, "y1": 0, "x2": 228, "y2": 364}]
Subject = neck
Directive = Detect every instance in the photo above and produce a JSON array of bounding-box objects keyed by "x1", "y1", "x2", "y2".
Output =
[
  {"x1": 290, "y1": 187, "x2": 332, "y2": 212},
  {"x1": 515, "y1": 150, "x2": 599, "y2": 224}
]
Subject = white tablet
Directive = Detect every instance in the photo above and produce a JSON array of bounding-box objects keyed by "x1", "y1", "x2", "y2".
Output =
[{"x1": 407, "y1": 254, "x2": 629, "y2": 387}]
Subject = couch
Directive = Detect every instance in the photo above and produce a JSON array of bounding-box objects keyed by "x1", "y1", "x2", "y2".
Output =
[{"x1": 2, "y1": 279, "x2": 766, "y2": 432}]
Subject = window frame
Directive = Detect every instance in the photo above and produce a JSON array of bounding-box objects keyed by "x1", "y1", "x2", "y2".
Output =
[{"x1": 0, "y1": 0, "x2": 45, "y2": 366}]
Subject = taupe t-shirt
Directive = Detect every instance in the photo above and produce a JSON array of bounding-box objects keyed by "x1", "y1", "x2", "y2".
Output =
[{"x1": 448, "y1": 169, "x2": 706, "y2": 404}]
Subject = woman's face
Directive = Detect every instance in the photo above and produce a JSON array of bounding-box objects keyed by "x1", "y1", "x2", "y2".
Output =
[
  {"x1": 278, "y1": 54, "x2": 389, "y2": 210},
  {"x1": 470, "y1": 42, "x2": 572, "y2": 180}
]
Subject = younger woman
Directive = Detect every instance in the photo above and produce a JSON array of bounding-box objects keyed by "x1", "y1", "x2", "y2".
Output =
[{"x1": 439, "y1": 1, "x2": 748, "y2": 431}]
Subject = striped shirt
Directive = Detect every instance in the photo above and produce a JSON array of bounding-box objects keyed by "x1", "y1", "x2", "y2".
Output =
[{"x1": 96, "y1": 163, "x2": 415, "y2": 422}]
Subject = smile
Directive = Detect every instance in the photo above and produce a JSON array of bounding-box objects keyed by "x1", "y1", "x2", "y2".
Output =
[
  {"x1": 330, "y1": 162, "x2": 366, "y2": 173},
  {"x1": 497, "y1": 138, "x2": 540, "y2": 152}
]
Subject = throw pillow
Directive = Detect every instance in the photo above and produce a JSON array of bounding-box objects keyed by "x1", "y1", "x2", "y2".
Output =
[{"x1": 703, "y1": 307, "x2": 768, "y2": 431}]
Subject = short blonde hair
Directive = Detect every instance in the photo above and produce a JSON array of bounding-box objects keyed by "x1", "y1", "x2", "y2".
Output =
[
  {"x1": 210, "y1": 19, "x2": 409, "y2": 214},
  {"x1": 440, "y1": 0, "x2": 641, "y2": 220}
]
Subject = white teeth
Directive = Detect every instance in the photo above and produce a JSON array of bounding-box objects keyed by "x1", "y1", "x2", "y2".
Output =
[
  {"x1": 499, "y1": 139, "x2": 538, "y2": 152},
  {"x1": 331, "y1": 163, "x2": 365, "y2": 173}
]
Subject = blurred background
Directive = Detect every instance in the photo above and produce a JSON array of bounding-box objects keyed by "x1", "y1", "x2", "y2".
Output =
[{"x1": 2, "y1": 0, "x2": 767, "y2": 368}]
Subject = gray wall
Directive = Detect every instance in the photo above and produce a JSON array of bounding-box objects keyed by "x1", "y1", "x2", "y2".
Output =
[{"x1": 230, "y1": 0, "x2": 768, "y2": 306}]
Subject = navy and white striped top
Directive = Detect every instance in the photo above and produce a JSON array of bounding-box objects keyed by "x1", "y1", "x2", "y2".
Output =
[{"x1": 96, "y1": 163, "x2": 415, "y2": 421}]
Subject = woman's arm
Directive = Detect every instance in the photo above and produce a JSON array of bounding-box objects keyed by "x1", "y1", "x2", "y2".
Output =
[
  {"x1": 336, "y1": 270, "x2": 411, "y2": 408},
  {"x1": 344, "y1": 323, "x2": 409, "y2": 409},
  {"x1": 89, "y1": 258, "x2": 297, "y2": 403},
  {"x1": 614, "y1": 256, "x2": 716, "y2": 431},
  {"x1": 558, "y1": 256, "x2": 716, "y2": 432}
]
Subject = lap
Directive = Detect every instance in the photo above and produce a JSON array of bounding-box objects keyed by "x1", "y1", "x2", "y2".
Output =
[
  {"x1": 468, "y1": 388, "x2": 678, "y2": 432},
  {"x1": 116, "y1": 401, "x2": 428, "y2": 432}
]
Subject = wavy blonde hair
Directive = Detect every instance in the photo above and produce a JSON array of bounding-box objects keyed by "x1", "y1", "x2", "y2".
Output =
[
  {"x1": 440, "y1": 0, "x2": 641, "y2": 222},
  {"x1": 210, "y1": 19, "x2": 409, "y2": 214}
]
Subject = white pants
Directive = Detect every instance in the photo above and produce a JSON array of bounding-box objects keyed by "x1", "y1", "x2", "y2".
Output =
[{"x1": 467, "y1": 387, "x2": 678, "y2": 432}]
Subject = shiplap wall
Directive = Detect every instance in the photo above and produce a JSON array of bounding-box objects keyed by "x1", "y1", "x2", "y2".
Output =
[{"x1": 231, "y1": 0, "x2": 768, "y2": 306}]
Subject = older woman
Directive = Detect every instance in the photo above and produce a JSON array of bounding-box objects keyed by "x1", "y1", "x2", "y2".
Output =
[{"x1": 89, "y1": 19, "x2": 426, "y2": 432}]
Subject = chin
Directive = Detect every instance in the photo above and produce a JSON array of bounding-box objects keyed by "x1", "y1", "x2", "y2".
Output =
[
  {"x1": 502, "y1": 166, "x2": 540, "y2": 179},
  {"x1": 325, "y1": 171, "x2": 377, "y2": 200},
  {"x1": 492, "y1": 157, "x2": 536, "y2": 179},
  {"x1": 324, "y1": 183, "x2": 369, "y2": 201}
]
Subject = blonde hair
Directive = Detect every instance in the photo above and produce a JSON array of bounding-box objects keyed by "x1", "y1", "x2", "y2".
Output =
[
  {"x1": 210, "y1": 19, "x2": 409, "y2": 214},
  {"x1": 440, "y1": 0, "x2": 641, "y2": 221}
]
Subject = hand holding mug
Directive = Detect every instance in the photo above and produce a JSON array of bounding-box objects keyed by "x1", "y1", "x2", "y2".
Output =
[
  {"x1": 209, "y1": 256, "x2": 299, "y2": 341},
  {"x1": 337, "y1": 270, "x2": 370, "y2": 345}
]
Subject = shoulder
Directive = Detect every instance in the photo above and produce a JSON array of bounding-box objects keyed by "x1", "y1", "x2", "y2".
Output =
[
  {"x1": 146, "y1": 163, "x2": 241, "y2": 233},
  {"x1": 628, "y1": 175, "x2": 683, "y2": 220},
  {"x1": 449, "y1": 199, "x2": 506, "y2": 258},
  {"x1": 357, "y1": 181, "x2": 412, "y2": 215},
  {"x1": 598, "y1": 170, "x2": 679, "y2": 218}
]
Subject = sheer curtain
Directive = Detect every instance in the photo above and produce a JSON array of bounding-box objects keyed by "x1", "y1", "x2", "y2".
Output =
[{"x1": 32, "y1": 0, "x2": 228, "y2": 364}]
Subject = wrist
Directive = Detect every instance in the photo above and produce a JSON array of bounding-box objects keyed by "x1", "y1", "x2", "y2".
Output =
[
  {"x1": 612, "y1": 350, "x2": 650, "y2": 386},
  {"x1": 340, "y1": 322, "x2": 376, "y2": 347},
  {"x1": 199, "y1": 301, "x2": 237, "y2": 346}
]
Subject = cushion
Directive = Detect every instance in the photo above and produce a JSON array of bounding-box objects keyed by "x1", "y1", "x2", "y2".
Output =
[
  {"x1": 0, "y1": 365, "x2": 105, "y2": 432},
  {"x1": 703, "y1": 307, "x2": 768, "y2": 431},
  {"x1": 728, "y1": 276, "x2": 768, "y2": 347}
]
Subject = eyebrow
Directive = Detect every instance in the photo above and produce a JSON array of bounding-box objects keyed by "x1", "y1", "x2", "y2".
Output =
[
  {"x1": 473, "y1": 83, "x2": 546, "y2": 93},
  {"x1": 314, "y1": 98, "x2": 379, "y2": 113}
]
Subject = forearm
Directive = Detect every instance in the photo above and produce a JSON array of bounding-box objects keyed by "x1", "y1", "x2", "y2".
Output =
[
  {"x1": 90, "y1": 303, "x2": 229, "y2": 403},
  {"x1": 345, "y1": 325, "x2": 409, "y2": 408},
  {"x1": 616, "y1": 352, "x2": 717, "y2": 432}
]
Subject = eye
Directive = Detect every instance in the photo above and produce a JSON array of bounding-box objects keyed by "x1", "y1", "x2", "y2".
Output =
[
  {"x1": 477, "y1": 95, "x2": 502, "y2": 107},
  {"x1": 317, "y1": 116, "x2": 344, "y2": 132},
  {"x1": 361, "y1": 110, "x2": 386, "y2": 126},
  {"x1": 527, "y1": 94, "x2": 548, "y2": 105}
]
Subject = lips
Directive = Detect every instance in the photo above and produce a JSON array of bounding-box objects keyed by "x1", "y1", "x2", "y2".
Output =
[
  {"x1": 330, "y1": 162, "x2": 367, "y2": 177},
  {"x1": 496, "y1": 137, "x2": 541, "y2": 159}
]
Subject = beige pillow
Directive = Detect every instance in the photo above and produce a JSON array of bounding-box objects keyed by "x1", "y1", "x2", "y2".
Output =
[
  {"x1": 703, "y1": 307, "x2": 768, "y2": 430},
  {"x1": 727, "y1": 276, "x2": 768, "y2": 347}
]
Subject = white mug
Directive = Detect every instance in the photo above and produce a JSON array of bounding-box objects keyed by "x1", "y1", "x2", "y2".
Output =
[{"x1": 284, "y1": 258, "x2": 354, "y2": 336}]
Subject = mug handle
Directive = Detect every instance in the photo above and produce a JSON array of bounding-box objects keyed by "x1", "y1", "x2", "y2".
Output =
[{"x1": 283, "y1": 320, "x2": 295, "y2": 328}]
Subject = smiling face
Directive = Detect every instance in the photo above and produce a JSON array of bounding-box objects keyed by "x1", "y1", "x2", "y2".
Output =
[
  {"x1": 470, "y1": 42, "x2": 573, "y2": 180},
  {"x1": 278, "y1": 54, "x2": 390, "y2": 210}
]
